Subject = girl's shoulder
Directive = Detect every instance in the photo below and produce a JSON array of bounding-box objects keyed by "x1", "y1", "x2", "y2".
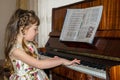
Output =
[
  {"x1": 13, "y1": 43, "x2": 24, "y2": 51},
  {"x1": 14, "y1": 43, "x2": 22, "y2": 49},
  {"x1": 9, "y1": 43, "x2": 23, "y2": 56}
]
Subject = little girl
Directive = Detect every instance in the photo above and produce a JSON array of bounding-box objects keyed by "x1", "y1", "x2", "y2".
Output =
[{"x1": 4, "y1": 9, "x2": 80, "y2": 80}]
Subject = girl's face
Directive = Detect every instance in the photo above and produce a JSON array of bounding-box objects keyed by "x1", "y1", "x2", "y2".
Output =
[{"x1": 24, "y1": 23, "x2": 38, "y2": 41}]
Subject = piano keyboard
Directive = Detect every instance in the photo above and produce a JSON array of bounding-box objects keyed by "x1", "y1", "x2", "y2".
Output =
[{"x1": 41, "y1": 55, "x2": 106, "y2": 79}]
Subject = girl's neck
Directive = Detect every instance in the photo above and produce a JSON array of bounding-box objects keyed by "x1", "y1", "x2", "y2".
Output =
[
  {"x1": 16, "y1": 34, "x2": 23, "y2": 44},
  {"x1": 16, "y1": 34, "x2": 30, "y2": 45}
]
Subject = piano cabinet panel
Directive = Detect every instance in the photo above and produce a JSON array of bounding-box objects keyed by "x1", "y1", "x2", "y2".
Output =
[
  {"x1": 109, "y1": 65, "x2": 120, "y2": 80},
  {"x1": 50, "y1": 66, "x2": 105, "y2": 80}
]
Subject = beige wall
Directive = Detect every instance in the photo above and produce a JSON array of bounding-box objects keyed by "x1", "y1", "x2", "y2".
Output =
[{"x1": 0, "y1": 0, "x2": 16, "y2": 59}]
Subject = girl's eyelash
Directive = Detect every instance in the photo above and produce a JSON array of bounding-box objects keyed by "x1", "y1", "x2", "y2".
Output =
[{"x1": 35, "y1": 28, "x2": 38, "y2": 31}]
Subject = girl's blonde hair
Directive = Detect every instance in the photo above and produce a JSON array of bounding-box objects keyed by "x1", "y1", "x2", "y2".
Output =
[{"x1": 4, "y1": 9, "x2": 40, "y2": 74}]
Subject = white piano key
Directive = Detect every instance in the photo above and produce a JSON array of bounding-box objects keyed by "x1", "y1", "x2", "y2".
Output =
[{"x1": 67, "y1": 64, "x2": 106, "y2": 79}]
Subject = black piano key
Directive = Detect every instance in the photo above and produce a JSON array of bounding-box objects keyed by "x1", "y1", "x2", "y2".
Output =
[{"x1": 80, "y1": 60, "x2": 106, "y2": 70}]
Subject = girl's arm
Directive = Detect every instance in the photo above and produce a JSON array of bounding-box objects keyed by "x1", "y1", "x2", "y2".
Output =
[{"x1": 10, "y1": 48, "x2": 80, "y2": 69}]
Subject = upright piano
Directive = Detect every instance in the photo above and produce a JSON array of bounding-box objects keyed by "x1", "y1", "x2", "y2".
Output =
[{"x1": 44, "y1": 0, "x2": 120, "y2": 80}]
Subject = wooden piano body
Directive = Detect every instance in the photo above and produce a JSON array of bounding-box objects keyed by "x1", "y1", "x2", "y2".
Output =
[{"x1": 45, "y1": 0, "x2": 120, "y2": 80}]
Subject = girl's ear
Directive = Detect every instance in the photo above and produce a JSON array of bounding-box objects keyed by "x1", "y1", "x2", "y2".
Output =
[{"x1": 20, "y1": 27, "x2": 25, "y2": 35}]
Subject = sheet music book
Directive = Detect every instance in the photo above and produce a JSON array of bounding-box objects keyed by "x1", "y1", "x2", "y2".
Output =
[{"x1": 60, "y1": 6, "x2": 103, "y2": 43}]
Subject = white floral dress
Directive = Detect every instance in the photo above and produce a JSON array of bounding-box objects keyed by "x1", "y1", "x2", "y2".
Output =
[{"x1": 9, "y1": 43, "x2": 49, "y2": 80}]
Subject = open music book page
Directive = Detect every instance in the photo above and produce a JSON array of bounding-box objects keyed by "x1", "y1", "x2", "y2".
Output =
[{"x1": 60, "y1": 6, "x2": 103, "y2": 43}]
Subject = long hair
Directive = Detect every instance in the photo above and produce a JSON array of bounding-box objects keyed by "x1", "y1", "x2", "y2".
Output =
[{"x1": 4, "y1": 9, "x2": 40, "y2": 73}]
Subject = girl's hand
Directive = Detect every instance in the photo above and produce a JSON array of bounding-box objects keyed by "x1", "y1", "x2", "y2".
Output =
[
  {"x1": 53, "y1": 56, "x2": 60, "y2": 59},
  {"x1": 62, "y1": 58, "x2": 80, "y2": 66}
]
